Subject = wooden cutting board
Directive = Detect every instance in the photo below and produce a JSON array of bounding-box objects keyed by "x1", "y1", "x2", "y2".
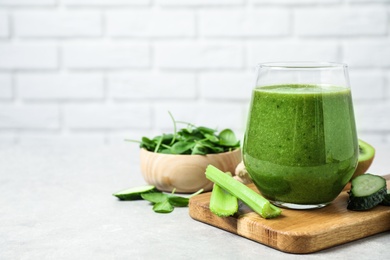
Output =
[{"x1": 189, "y1": 175, "x2": 390, "y2": 254}]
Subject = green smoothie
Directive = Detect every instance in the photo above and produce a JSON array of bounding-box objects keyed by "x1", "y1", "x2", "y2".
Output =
[{"x1": 243, "y1": 84, "x2": 358, "y2": 205}]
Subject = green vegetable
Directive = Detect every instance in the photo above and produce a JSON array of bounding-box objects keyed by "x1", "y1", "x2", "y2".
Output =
[
  {"x1": 125, "y1": 112, "x2": 240, "y2": 155},
  {"x1": 347, "y1": 173, "x2": 387, "y2": 211},
  {"x1": 153, "y1": 200, "x2": 174, "y2": 213},
  {"x1": 205, "y1": 165, "x2": 281, "y2": 219},
  {"x1": 141, "y1": 188, "x2": 203, "y2": 213},
  {"x1": 112, "y1": 185, "x2": 156, "y2": 200},
  {"x1": 210, "y1": 182, "x2": 238, "y2": 217},
  {"x1": 381, "y1": 190, "x2": 390, "y2": 206}
]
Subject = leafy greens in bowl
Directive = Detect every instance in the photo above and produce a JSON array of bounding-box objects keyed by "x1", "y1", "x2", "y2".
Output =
[{"x1": 127, "y1": 113, "x2": 241, "y2": 155}]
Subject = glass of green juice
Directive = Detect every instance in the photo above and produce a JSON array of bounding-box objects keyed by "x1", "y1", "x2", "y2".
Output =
[{"x1": 243, "y1": 62, "x2": 359, "y2": 209}]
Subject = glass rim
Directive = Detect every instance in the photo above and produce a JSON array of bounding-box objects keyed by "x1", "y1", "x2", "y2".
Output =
[{"x1": 257, "y1": 61, "x2": 348, "y2": 69}]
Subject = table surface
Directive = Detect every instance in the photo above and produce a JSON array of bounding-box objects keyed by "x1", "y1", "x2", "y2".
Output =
[{"x1": 0, "y1": 144, "x2": 389, "y2": 260}]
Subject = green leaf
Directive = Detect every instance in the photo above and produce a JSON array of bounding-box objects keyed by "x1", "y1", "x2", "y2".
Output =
[
  {"x1": 219, "y1": 129, "x2": 239, "y2": 147},
  {"x1": 168, "y1": 188, "x2": 204, "y2": 207},
  {"x1": 191, "y1": 143, "x2": 209, "y2": 155},
  {"x1": 199, "y1": 140, "x2": 225, "y2": 153},
  {"x1": 197, "y1": 126, "x2": 216, "y2": 135},
  {"x1": 159, "y1": 148, "x2": 173, "y2": 154},
  {"x1": 112, "y1": 185, "x2": 156, "y2": 200},
  {"x1": 127, "y1": 112, "x2": 241, "y2": 155},
  {"x1": 140, "y1": 137, "x2": 156, "y2": 151},
  {"x1": 141, "y1": 192, "x2": 168, "y2": 203},
  {"x1": 153, "y1": 199, "x2": 174, "y2": 213},
  {"x1": 204, "y1": 133, "x2": 219, "y2": 143},
  {"x1": 170, "y1": 141, "x2": 195, "y2": 154},
  {"x1": 154, "y1": 135, "x2": 164, "y2": 153},
  {"x1": 168, "y1": 196, "x2": 189, "y2": 207}
]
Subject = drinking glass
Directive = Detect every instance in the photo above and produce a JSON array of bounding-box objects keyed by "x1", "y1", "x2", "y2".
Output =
[{"x1": 243, "y1": 62, "x2": 359, "y2": 209}]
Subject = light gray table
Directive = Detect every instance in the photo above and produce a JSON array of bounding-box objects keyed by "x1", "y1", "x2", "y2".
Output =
[{"x1": 0, "y1": 144, "x2": 389, "y2": 260}]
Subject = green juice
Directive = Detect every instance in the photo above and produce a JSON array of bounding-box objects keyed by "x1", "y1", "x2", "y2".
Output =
[{"x1": 243, "y1": 84, "x2": 358, "y2": 205}]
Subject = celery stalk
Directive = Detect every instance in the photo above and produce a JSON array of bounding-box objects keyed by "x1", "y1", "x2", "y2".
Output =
[
  {"x1": 205, "y1": 165, "x2": 282, "y2": 219},
  {"x1": 210, "y1": 183, "x2": 238, "y2": 217}
]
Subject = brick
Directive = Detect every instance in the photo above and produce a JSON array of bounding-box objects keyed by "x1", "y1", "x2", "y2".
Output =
[
  {"x1": 108, "y1": 72, "x2": 196, "y2": 100},
  {"x1": 0, "y1": 43, "x2": 58, "y2": 70},
  {"x1": 347, "y1": 0, "x2": 389, "y2": 3},
  {"x1": 109, "y1": 130, "x2": 155, "y2": 145},
  {"x1": 157, "y1": 0, "x2": 244, "y2": 6},
  {"x1": 0, "y1": 11, "x2": 9, "y2": 38},
  {"x1": 63, "y1": 43, "x2": 149, "y2": 69},
  {"x1": 199, "y1": 9, "x2": 290, "y2": 37},
  {"x1": 387, "y1": 72, "x2": 390, "y2": 98},
  {"x1": 156, "y1": 42, "x2": 243, "y2": 69},
  {"x1": 343, "y1": 41, "x2": 390, "y2": 68},
  {"x1": 349, "y1": 70, "x2": 384, "y2": 100},
  {"x1": 0, "y1": 133, "x2": 15, "y2": 145},
  {"x1": 0, "y1": 74, "x2": 12, "y2": 99},
  {"x1": 153, "y1": 102, "x2": 246, "y2": 133},
  {"x1": 14, "y1": 11, "x2": 102, "y2": 38},
  {"x1": 247, "y1": 42, "x2": 339, "y2": 65},
  {"x1": 0, "y1": 0, "x2": 56, "y2": 5},
  {"x1": 199, "y1": 72, "x2": 253, "y2": 100},
  {"x1": 63, "y1": 0, "x2": 150, "y2": 5},
  {"x1": 64, "y1": 104, "x2": 152, "y2": 130},
  {"x1": 17, "y1": 73, "x2": 104, "y2": 100},
  {"x1": 107, "y1": 10, "x2": 195, "y2": 37},
  {"x1": 18, "y1": 132, "x2": 106, "y2": 145},
  {"x1": 253, "y1": 0, "x2": 341, "y2": 4},
  {"x1": 354, "y1": 102, "x2": 390, "y2": 131},
  {"x1": 295, "y1": 8, "x2": 387, "y2": 36},
  {"x1": 0, "y1": 104, "x2": 59, "y2": 129}
]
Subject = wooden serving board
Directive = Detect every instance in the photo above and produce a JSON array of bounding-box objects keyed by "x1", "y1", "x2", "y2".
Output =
[{"x1": 189, "y1": 175, "x2": 390, "y2": 254}]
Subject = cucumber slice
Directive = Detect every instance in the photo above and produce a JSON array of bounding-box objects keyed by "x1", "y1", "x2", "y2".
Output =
[
  {"x1": 113, "y1": 185, "x2": 156, "y2": 200},
  {"x1": 347, "y1": 174, "x2": 387, "y2": 211},
  {"x1": 381, "y1": 190, "x2": 390, "y2": 206}
]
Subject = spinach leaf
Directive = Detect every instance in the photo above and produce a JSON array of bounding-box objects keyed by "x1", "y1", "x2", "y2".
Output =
[
  {"x1": 153, "y1": 199, "x2": 174, "y2": 213},
  {"x1": 219, "y1": 129, "x2": 240, "y2": 147},
  {"x1": 126, "y1": 113, "x2": 240, "y2": 155},
  {"x1": 168, "y1": 196, "x2": 189, "y2": 207},
  {"x1": 133, "y1": 187, "x2": 203, "y2": 213},
  {"x1": 141, "y1": 192, "x2": 168, "y2": 203},
  {"x1": 170, "y1": 141, "x2": 195, "y2": 154}
]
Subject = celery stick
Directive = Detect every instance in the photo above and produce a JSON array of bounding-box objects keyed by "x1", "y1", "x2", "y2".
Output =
[
  {"x1": 205, "y1": 165, "x2": 281, "y2": 219},
  {"x1": 210, "y1": 183, "x2": 238, "y2": 217}
]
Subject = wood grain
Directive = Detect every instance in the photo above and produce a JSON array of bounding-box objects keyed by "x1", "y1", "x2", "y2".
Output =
[
  {"x1": 189, "y1": 175, "x2": 390, "y2": 254},
  {"x1": 140, "y1": 148, "x2": 241, "y2": 193}
]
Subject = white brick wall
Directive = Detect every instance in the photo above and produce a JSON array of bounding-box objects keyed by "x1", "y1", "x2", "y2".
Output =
[
  {"x1": 156, "y1": 42, "x2": 244, "y2": 69},
  {"x1": 108, "y1": 72, "x2": 197, "y2": 100},
  {"x1": 198, "y1": 9, "x2": 290, "y2": 37},
  {"x1": 0, "y1": 104, "x2": 59, "y2": 129},
  {"x1": 0, "y1": 43, "x2": 58, "y2": 69},
  {"x1": 0, "y1": 11, "x2": 9, "y2": 38},
  {"x1": 63, "y1": 43, "x2": 150, "y2": 69},
  {"x1": 14, "y1": 11, "x2": 102, "y2": 38},
  {"x1": 0, "y1": 74, "x2": 12, "y2": 99},
  {"x1": 17, "y1": 73, "x2": 104, "y2": 100},
  {"x1": 0, "y1": 0, "x2": 389, "y2": 147},
  {"x1": 106, "y1": 10, "x2": 195, "y2": 37}
]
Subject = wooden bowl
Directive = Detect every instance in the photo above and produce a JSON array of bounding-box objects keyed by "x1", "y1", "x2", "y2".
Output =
[{"x1": 140, "y1": 148, "x2": 242, "y2": 193}]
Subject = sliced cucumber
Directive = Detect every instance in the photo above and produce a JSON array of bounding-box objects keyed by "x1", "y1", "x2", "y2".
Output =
[
  {"x1": 381, "y1": 190, "x2": 390, "y2": 206},
  {"x1": 347, "y1": 174, "x2": 387, "y2": 211},
  {"x1": 113, "y1": 185, "x2": 156, "y2": 200}
]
